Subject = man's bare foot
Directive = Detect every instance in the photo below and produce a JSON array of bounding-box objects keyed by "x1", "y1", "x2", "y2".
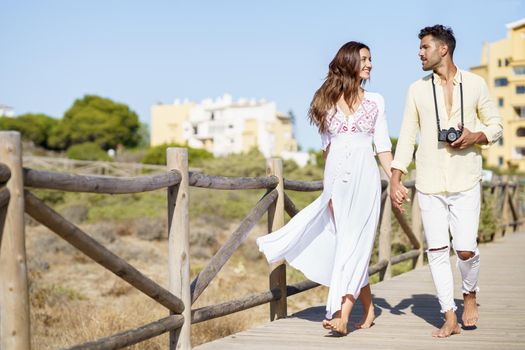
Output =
[
  {"x1": 354, "y1": 306, "x2": 375, "y2": 329},
  {"x1": 329, "y1": 318, "x2": 348, "y2": 336},
  {"x1": 432, "y1": 318, "x2": 461, "y2": 338},
  {"x1": 462, "y1": 292, "x2": 479, "y2": 327}
]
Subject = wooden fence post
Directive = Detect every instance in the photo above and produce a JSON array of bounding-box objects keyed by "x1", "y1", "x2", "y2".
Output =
[
  {"x1": 410, "y1": 172, "x2": 424, "y2": 268},
  {"x1": 266, "y1": 158, "x2": 286, "y2": 321},
  {"x1": 0, "y1": 131, "x2": 30, "y2": 350},
  {"x1": 378, "y1": 170, "x2": 392, "y2": 280},
  {"x1": 411, "y1": 192, "x2": 424, "y2": 268},
  {"x1": 167, "y1": 148, "x2": 191, "y2": 350},
  {"x1": 497, "y1": 176, "x2": 509, "y2": 240}
]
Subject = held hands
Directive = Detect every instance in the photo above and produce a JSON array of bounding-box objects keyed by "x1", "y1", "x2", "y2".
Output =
[
  {"x1": 450, "y1": 124, "x2": 487, "y2": 149},
  {"x1": 390, "y1": 179, "x2": 410, "y2": 213}
]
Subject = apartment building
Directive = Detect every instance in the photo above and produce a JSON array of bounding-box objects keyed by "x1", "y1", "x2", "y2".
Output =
[
  {"x1": 151, "y1": 94, "x2": 310, "y2": 164},
  {"x1": 470, "y1": 17, "x2": 525, "y2": 171}
]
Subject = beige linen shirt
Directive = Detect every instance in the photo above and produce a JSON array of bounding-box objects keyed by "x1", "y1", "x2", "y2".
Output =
[{"x1": 391, "y1": 68, "x2": 503, "y2": 194}]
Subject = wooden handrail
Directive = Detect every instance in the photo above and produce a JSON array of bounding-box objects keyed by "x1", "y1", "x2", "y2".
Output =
[
  {"x1": 66, "y1": 314, "x2": 184, "y2": 350},
  {"x1": 189, "y1": 172, "x2": 278, "y2": 190},
  {"x1": 390, "y1": 249, "x2": 421, "y2": 265},
  {"x1": 284, "y1": 179, "x2": 323, "y2": 192},
  {"x1": 0, "y1": 186, "x2": 10, "y2": 208},
  {"x1": 190, "y1": 189, "x2": 279, "y2": 304},
  {"x1": 24, "y1": 191, "x2": 185, "y2": 314},
  {"x1": 0, "y1": 128, "x2": 520, "y2": 350},
  {"x1": 0, "y1": 163, "x2": 11, "y2": 184},
  {"x1": 23, "y1": 168, "x2": 182, "y2": 193},
  {"x1": 191, "y1": 289, "x2": 281, "y2": 324}
]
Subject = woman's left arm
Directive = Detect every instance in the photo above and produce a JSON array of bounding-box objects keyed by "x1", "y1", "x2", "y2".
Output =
[
  {"x1": 373, "y1": 94, "x2": 393, "y2": 179},
  {"x1": 377, "y1": 151, "x2": 393, "y2": 179}
]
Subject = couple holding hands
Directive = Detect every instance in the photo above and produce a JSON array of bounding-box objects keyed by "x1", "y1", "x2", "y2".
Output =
[{"x1": 257, "y1": 24, "x2": 502, "y2": 338}]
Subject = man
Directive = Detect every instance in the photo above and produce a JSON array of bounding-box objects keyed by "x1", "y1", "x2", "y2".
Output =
[{"x1": 390, "y1": 25, "x2": 502, "y2": 338}]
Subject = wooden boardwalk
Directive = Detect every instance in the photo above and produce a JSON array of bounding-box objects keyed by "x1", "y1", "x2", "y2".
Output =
[{"x1": 195, "y1": 232, "x2": 525, "y2": 350}]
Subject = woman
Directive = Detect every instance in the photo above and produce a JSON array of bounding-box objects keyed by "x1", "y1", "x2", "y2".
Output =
[{"x1": 256, "y1": 41, "x2": 393, "y2": 336}]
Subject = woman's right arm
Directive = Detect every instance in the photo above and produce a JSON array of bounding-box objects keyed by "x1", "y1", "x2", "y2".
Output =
[{"x1": 323, "y1": 144, "x2": 330, "y2": 162}]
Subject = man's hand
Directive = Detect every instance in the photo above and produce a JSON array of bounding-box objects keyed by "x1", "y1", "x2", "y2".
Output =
[
  {"x1": 450, "y1": 125, "x2": 488, "y2": 149},
  {"x1": 390, "y1": 169, "x2": 410, "y2": 213}
]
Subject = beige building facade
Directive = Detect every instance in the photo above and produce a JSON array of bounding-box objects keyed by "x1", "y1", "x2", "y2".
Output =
[
  {"x1": 471, "y1": 18, "x2": 525, "y2": 171},
  {"x1": 151, "y1": 94, "x2": 309, "y2": 164}
]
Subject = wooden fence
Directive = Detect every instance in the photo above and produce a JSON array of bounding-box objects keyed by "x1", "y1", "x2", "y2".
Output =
[
  {"x1": 22, "y1": 155, "x2": 168, "y2": 177},
  {"x1": 0, "y1": 130, "x2": 522, "y2": 350}
]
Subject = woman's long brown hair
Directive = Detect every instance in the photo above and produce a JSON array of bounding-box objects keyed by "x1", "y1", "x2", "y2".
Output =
[{"x1": 308, "y1": 41, "x2": 370, "y2": 133}]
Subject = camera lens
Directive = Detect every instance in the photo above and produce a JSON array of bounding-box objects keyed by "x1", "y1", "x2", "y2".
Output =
[{"x1": 447, "y1": 132, "x2": 457, "y2": 142}]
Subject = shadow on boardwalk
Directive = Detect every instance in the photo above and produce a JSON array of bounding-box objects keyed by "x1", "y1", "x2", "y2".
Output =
[{"x1": 293, "y1": 293, "x2": 465, "y2": 330}]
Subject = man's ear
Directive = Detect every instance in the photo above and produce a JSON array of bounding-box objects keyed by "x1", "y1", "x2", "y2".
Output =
[{"x1": 440, "y1": 43, "x2": 449, "y2": 58}]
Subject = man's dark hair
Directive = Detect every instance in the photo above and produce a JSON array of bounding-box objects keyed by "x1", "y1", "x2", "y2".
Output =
[{"x1": 419, "y1": 25, "x2": 456, "y2": 57}]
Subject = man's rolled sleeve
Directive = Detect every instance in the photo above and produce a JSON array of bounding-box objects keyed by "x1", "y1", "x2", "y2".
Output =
[
  {"x1": 391, "y1": 86, "x2": 419, "y2": 174},
  {"x1": 477, "y1": 78, "x2": 503, "y2": 149}
]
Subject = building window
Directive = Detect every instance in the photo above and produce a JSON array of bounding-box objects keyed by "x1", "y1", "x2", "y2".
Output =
[
  {"x1": 516, "y1": 127, "x2": 525, "y2": 137},
  {"x1": 498, "y1": 156, "x2": 504, "y2": 166},
  {"x1": 498, "y1": 97, "x2": 504, "y2": 107},
  {"x1": 513, "y1": 66, "x2": 525, "y2": 75},
  {"x1": 494, "y1": 77, "x2": 508, "y2": 87},
  {"x1": 517, "y1": 86, "x2": 525, "y2": 94},
  {"x1": 514, "y1": 148, "x2": 525, "y2": 159},
  {"x1": 505, "y1": 58, "x2": 510, "y2": 66},
  {"x1": 515, "y1": 106, "x2": 525, "y2": 118},
  {"x1": 210, "y1": 112, "x2": 215, "y2": 121},
  {"x1": 498, "y1": 137, "x2": 503, "y2": 146},
  {"x1": 193, "y1": 126, "x2": 198, "y2": 135},
  {"x1": 498, "y1": 59, "x2": 502, "y2": 67}
]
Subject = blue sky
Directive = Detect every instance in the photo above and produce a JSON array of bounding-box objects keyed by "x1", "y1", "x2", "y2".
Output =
[{"x1": 1, "y1": 0, "x2": 524, "y2": 151}]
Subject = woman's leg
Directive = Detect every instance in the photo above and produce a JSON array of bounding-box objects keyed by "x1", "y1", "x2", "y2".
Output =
[
  {"x1": 355, "y1": 284, "x2": 376, "y2": 329},
  {"x1": 331, "y1": 295, "x2": 355, "y2": 335}
]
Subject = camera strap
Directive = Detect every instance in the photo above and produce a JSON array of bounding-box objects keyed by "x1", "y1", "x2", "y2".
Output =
[{"x1": 431, "y1": 74, "x2": 464, "y2": 131}]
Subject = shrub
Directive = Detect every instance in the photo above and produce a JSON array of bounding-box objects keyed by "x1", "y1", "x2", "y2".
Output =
[
  {"x1": 66, "y1": 142, "x2": 111, "y2": 161},
  {"x1": 142, "y1": 143, "x2": 213, "y2": 166}
]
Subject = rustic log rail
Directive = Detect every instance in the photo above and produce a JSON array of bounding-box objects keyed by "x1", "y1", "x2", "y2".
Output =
[
  {"x1": 0, "y1": 130, "x2": 522, "y2": 350},
  {"x1": 0, "y1": 163, "x2": 11, "y2": 252}
]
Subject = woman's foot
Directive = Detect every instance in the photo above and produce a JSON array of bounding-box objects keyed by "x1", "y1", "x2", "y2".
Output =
[
  {"x1": 354, "y1": 306, "x2": 375, "y2": 329},
  {"x1": 322, "y1": 319, "x2": 332, "y2": 330},
  {"x1": 322, "y1": 311, "x2": 340, "y2": 330},
  {"x1": 329, "y1": 318, "x2": 348, "y2": 336}
]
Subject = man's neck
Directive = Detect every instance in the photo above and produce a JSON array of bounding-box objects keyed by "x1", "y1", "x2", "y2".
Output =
[{"x1": 433, "y1": 61, "x2": 457, "y2": 84}]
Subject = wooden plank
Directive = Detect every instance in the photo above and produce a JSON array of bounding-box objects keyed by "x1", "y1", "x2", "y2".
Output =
[{"x1": 194, "y1": 232, "x2": 525, "y2": 350}]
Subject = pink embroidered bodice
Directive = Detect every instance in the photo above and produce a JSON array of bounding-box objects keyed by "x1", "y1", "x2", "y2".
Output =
[{"x1": 320, "y1": 92, "x2": 391, "y2": 154}]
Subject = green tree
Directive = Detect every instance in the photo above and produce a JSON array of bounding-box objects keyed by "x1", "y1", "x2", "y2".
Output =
[
  {"x1": 0, "y1": 113, "x2": 58, "y2": 148},
  {"x1": 48, "y1": 95, "x2": 141, "y2": 150}
]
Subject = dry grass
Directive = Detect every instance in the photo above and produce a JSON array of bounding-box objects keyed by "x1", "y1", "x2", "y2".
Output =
[{"x1": 25, "y1": 217, "x2": 331, "y2": 349}]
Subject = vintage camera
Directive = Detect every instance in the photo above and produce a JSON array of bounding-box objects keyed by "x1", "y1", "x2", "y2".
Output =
[{"x1": 438, "y1": 127, "x2": 462, "y2": 143}]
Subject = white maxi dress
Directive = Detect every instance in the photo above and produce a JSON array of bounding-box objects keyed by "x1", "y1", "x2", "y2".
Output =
[{"x1": 257, "y1": 92, "x2": 391, "y2": 319}]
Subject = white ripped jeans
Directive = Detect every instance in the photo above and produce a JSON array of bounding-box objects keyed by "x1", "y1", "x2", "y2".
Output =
[{"x1": 418, "y1": 183, "x2": 481, "y2": 313}]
